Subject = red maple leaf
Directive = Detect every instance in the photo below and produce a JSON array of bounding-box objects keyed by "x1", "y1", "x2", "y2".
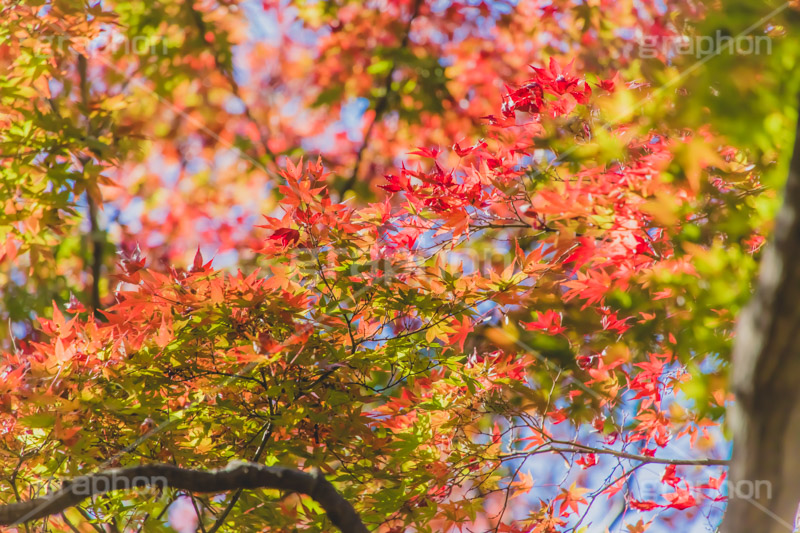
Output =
[
  {"x1": 630, "y1": 499, "x2": 663, "y2": 511},
  {"x1": 554, "y1": 483, "x2": 589, "y2": 516},
  {"x1": 269, "y1": 228, "x2": 301, "y2": 247},
  {"x1": 661, "y1": 464, "x2": 681, "y2": 487},
  {"x1": 663, "y1": 483, "x2": 697, "y2": 510},
  {"x1": 448, "y1": 315, "x2": 474, "y2": 351}
]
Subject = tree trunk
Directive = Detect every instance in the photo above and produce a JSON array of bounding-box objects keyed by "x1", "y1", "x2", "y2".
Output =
[{"x1": 721, "y1": 93, "x2": 800, "y2": 533}]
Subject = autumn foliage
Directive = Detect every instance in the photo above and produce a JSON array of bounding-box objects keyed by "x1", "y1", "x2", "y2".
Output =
[{"x1": 0, "y1": 0, "x2": 797, "y2": 532}]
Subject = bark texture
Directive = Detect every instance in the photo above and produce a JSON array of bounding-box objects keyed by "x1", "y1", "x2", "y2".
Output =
[
  {"x1": 0, "y1": 462, "x2": 369, "y2": 533},
  {"x1": 721, "y1": 95, "x2": 800, "y2": 533}
]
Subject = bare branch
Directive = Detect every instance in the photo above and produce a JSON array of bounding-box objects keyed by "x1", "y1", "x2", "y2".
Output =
[{"x1": 500, "y1": 444, "x2": 728, "y2": 467}]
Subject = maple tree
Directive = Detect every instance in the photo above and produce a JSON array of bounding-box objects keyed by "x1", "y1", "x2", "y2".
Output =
[{"x1": 1, "y1": 0, "x2": 800, "y2": 532}]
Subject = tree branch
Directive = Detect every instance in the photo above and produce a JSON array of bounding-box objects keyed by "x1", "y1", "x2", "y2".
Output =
[
  {"x1": 0, "y1": 462, "x2": 369, "y2": 533},
  {"x1": 206, "y1": 423, "x2": 273, "y2": 533},
  {"x1": 500, "y1": 444, "x2": 728, "y2": 467},
  {"x1": 338, "y1": 0, "x2": 423, "y2": 197},
  {"x1": 87, "y1": 195, "x2": 103, "y2": 315},
  {"x1": 187, "y1": 1, "x2": 277, "y2": 167},
  {"x1": 77, "y1": 53, "x2": 104, "y2": 317}
]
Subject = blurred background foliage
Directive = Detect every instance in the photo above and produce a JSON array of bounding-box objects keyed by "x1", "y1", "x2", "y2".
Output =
[{"x1": 0, "y1": 0, "x2": 799, "y2": 463}]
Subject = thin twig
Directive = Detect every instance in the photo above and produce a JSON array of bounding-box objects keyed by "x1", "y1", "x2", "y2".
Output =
[
  {"x1": 338, "y1": 0, "x2": 424, "y2": 197},
  {"x1": 206, "y1": 423, "x2": 274, "y2": 533}
]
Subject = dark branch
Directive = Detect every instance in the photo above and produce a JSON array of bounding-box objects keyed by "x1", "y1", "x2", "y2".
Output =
[
  {"x1": 78, "y1": 53, "x2": 105, "y2": 317},
  {"x1": 87, "y1": 196, "x2": 103, "y2": 315},
  {"x1": 0, "y1": 462, "x2": 369, "y2": 533},
  {"x1": 206, "y1": 423, "x2": 274, "y2": 533}
]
